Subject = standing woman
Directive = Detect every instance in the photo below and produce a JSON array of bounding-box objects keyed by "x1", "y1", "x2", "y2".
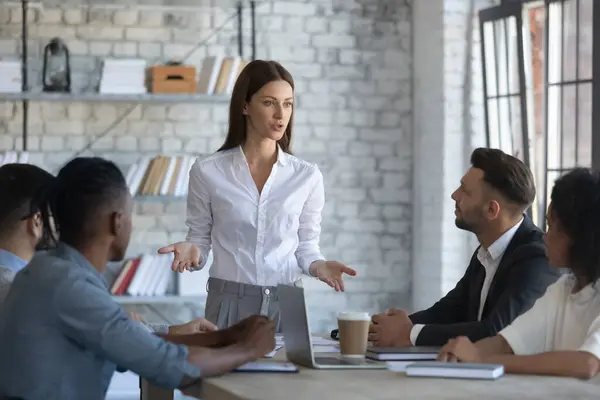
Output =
[{"x1": 159, "y1": 60, "x2": 356, "y2": 329}]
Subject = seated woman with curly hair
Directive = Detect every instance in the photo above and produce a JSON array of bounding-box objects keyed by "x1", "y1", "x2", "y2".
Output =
[{"x1": 437, "y1": 168, "x2": 600, "y2": 379}]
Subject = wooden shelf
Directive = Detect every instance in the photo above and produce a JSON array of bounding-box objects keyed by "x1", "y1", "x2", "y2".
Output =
[
  {"x1": 34, "y1": 0, "x2": 263, "y2": 9},
  {"x1": 0, "y1": 91, "x2": 229, "y2": 104},
  {"x1": 112, "y1": 295, "x2": 205, "y2": 304}
]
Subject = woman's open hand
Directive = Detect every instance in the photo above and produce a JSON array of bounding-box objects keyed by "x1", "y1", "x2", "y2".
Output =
[{"x1": 158, "y1": 241, "x2": 202, "y2": 272}]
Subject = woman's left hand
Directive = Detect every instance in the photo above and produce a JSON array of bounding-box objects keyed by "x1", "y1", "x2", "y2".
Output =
[{"x1": 310, "y1": 260, "x2": 357, "y2": 292}]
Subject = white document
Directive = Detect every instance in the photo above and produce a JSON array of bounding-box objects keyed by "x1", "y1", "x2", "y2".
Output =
[{"x1": 235, "y1": 361, "x2": 298, "y2": 373}]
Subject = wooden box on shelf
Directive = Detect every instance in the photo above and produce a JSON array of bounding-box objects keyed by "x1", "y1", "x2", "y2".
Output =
[{"x1": 147, "y1": 65, "x2": 197, "y2": 94}]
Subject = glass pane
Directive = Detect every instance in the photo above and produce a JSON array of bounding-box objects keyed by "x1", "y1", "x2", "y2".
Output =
[
  {"x1": 509, "y1": 95, "x2": 525, "y2": 161},
  {"x1": 545, "y1": 170, "x2": 563, "y2": 226},
  {"x1": 562, "y1": 0, "x2": 578, "y2": 82},
  {"x1": 484, "y1": 22, "x2": 498, "y2": 97},
  {"x1": 577, "y1": 83, "x2": 592, "y2": 166},
  {"x1": 499, "y1": 97, "x2": 511, "y2": 152},
  {"x1": 507, "y1": 16, "x2": 520, "y2": 95},
  {"x1": 546, "y1": 85, "x2": 562, "y2": 169},
  {"x1": 488, "y1": 98, "x2": 500, "y2": 149},
  {"x1": 495, "y1": 19, "x2": 509, "y2": 96},
  {"x1": 547, "y1": 2, "x2": 563, "y2": 84},
  {"x1": 578, "y1": 0, "x2": 593, "y2": 80},
  {"x1": 561, "y1": 84, "x2": 577, "y2": 169}
]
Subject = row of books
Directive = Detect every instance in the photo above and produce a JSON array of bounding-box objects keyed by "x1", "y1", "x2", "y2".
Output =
[
  {"x1": 125, "y1": 155, "x2": 196, "y2": 197},
  {"x1": 110, "y1": 252, "x2": 212, "y2": 297},
  {"x1": 110, "y1": 253, "x2": 173, "y2": 297},
  {"x1": 198, "y1": 55, "x2": 249, "y2": 95},
  {"x1": 1, "y1": 151, "x2": 195, "y2": 199}
]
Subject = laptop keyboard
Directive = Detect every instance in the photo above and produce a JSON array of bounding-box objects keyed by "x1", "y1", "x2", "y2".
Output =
[{"x1": 315, "y1": 356, "x2": 378, "y2": 365}]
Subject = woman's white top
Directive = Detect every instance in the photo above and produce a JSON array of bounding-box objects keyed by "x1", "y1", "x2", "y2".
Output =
[
  {"x1": 500, "y1": 274, "x2": 600, "y2": 361},
  {"x1": 185, "y1": 145, "x2": 326, "y2": 286}
]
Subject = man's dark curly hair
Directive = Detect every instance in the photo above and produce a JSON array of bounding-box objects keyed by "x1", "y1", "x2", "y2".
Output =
[{"x1": 550, "y1": 168, "x2": 600, "y2": 284}]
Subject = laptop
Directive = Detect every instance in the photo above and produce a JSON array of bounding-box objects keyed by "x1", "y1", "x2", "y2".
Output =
[{"x1": 277, "y1": 284, "x2": 386, "y2": 370}]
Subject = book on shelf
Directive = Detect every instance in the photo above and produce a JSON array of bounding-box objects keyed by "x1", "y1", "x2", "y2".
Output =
[
  {"x1": 110, "y1": 253, "x2": 173, "y2": 297},
  {"x1": 125, "y1": 154, "x2": 195, "y2": 198},
  {"x1": 0, "y1": 60, "x2": 21, "y2": 93},
  {"x1": 197, "y1": 55, "x2": 249, "y2": 95},
  {"x1": 0, "y1": 151, "x2": 30, "y2": 165},
  {"x1": 110, "y1": 251, "x2": 212, "y2": 298}
]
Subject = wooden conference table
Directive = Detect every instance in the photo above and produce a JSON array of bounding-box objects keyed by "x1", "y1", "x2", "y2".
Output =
[{"x1": 140, "y1": 345, "x2": 600, "y2": 400}]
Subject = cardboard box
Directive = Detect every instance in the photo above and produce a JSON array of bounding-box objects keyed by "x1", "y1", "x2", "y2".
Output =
[{"x1": 147, "y1": 65, "x2": 197, "y2": 94}]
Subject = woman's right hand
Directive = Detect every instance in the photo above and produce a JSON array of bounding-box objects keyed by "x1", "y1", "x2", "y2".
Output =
[{"x1": 157, "y1": 241, "x2": 202, "y2": 272}]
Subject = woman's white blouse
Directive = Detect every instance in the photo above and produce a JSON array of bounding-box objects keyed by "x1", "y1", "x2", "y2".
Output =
[{"x1": 185, "y1": 145, "x2": 326, "y2": 286}]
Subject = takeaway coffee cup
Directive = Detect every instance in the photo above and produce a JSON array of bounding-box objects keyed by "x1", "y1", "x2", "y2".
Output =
[{"x1": 337, "y1": 312, "x2": 370, "y2": 357}]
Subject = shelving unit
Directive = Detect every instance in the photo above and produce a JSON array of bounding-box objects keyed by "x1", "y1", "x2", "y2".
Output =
[
  {"x1": 0, "y1": 0, "x2": 259, "y2": 304},
  {"x1": 2, "y1": 0, "x2": 258, "y2": 151}
]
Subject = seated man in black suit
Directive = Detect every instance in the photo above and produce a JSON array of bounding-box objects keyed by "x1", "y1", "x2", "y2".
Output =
[{"x1": 367, "y1": 148, "x2": 561, "y2": 347}]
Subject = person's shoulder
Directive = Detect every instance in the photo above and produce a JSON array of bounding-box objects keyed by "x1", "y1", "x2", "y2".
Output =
[
  {"x1": 0, "y1": 265, "x2": 17, "y2": 282},
  {"x1": 27, "y1": 251, "x2": 91, "y2": 285},
  {"x1": 541, "y1": 274, "x2": 573, "y2": 300},
  {"x1": 285, "y1": 154, "x2": 322, "y2": 178},
  {"x1": 190, "y1": 150, "x2": 237, "y2": 179},
  {"x1": 195, "y1": 149, "x2": 236, "y2": 167},
  {"x1": 0, "y1": 266, "x2": 17, "y2": 299}
]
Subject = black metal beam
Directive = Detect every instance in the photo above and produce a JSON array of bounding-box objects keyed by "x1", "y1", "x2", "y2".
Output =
[
  {"x1": 251, "y1": 1, "x2": 256, "y2": 60},
  {"x1": 237, "y1": 1, "x2": 243, "y2": 58},
  {"x1": 592, "y1": 0, "x2": 600, "y2": 172},
  {"x1": 21, "y1": 0, "x2": 28, "y2": 152}
]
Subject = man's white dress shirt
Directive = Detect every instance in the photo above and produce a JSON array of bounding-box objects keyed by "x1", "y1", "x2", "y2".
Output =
[
  {"x1": 410, "y1": 218, "x2": 524, "y2": 345},
  {"x1": 185, "y1": 145, "x2": 326, "y2": 287}
]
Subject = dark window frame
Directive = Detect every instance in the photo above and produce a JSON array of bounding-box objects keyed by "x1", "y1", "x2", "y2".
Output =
[{"x1": 479, "y1": 0, "x2": 600, "y2": 229}]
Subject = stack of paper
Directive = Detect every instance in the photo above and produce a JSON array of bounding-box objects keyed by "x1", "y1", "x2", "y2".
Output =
[
  {"x1": 99, "y1": 58, "x2": 147, "y2": 94},
  {"x1": 0, "y1": 61, "x2": 21, "y2": 93}
]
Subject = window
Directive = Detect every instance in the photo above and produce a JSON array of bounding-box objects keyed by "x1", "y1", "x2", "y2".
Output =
[{"x1": 479, "y1": 0, "x2": 599, "y2": 229}]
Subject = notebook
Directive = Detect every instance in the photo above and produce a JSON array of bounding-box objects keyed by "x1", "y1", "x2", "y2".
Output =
[
  {"x1": 405, "y1": 361, "x2": 504, "y2": 380},
  {"x1": 365, "y1": 346, "x2": 440, "y2": 361}
]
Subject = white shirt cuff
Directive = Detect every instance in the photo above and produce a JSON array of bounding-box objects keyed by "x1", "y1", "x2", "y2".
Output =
[
  {"x1": 298, "y1": 256, "x2": 325, "y2": 277},
  {"x1": 410, "y1": 324, "x2": 425, "y2": 345}
]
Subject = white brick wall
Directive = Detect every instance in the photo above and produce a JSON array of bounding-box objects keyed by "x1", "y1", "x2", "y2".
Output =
[
  {"x1": 0, "y1": 0, "x2": 413, "y2": 332},
  {"x1": 412, "y1": 0, "x2": 494, "y2": 310}
]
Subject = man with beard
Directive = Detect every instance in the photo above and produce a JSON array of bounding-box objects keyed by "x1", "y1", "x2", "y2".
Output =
[
  {"x1": 0, "y1": 163, "x2": 54, "y2": 303},
  {"x1": 367, "y1": 148, "x2": 561, "y2": 347}
]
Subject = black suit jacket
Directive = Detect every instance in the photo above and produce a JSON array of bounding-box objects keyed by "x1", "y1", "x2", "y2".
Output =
[{"x1": 410, "y1": 216, "x2": 561, "y2": 346}]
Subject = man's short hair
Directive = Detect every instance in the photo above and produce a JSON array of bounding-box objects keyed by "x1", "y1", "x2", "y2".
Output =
[
  {"x1": 0, "y1": 163, "x2": 54, "y2": 237},
  {"x1": 470, "y1": 148, "x2": 536, "y2": 210}
]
